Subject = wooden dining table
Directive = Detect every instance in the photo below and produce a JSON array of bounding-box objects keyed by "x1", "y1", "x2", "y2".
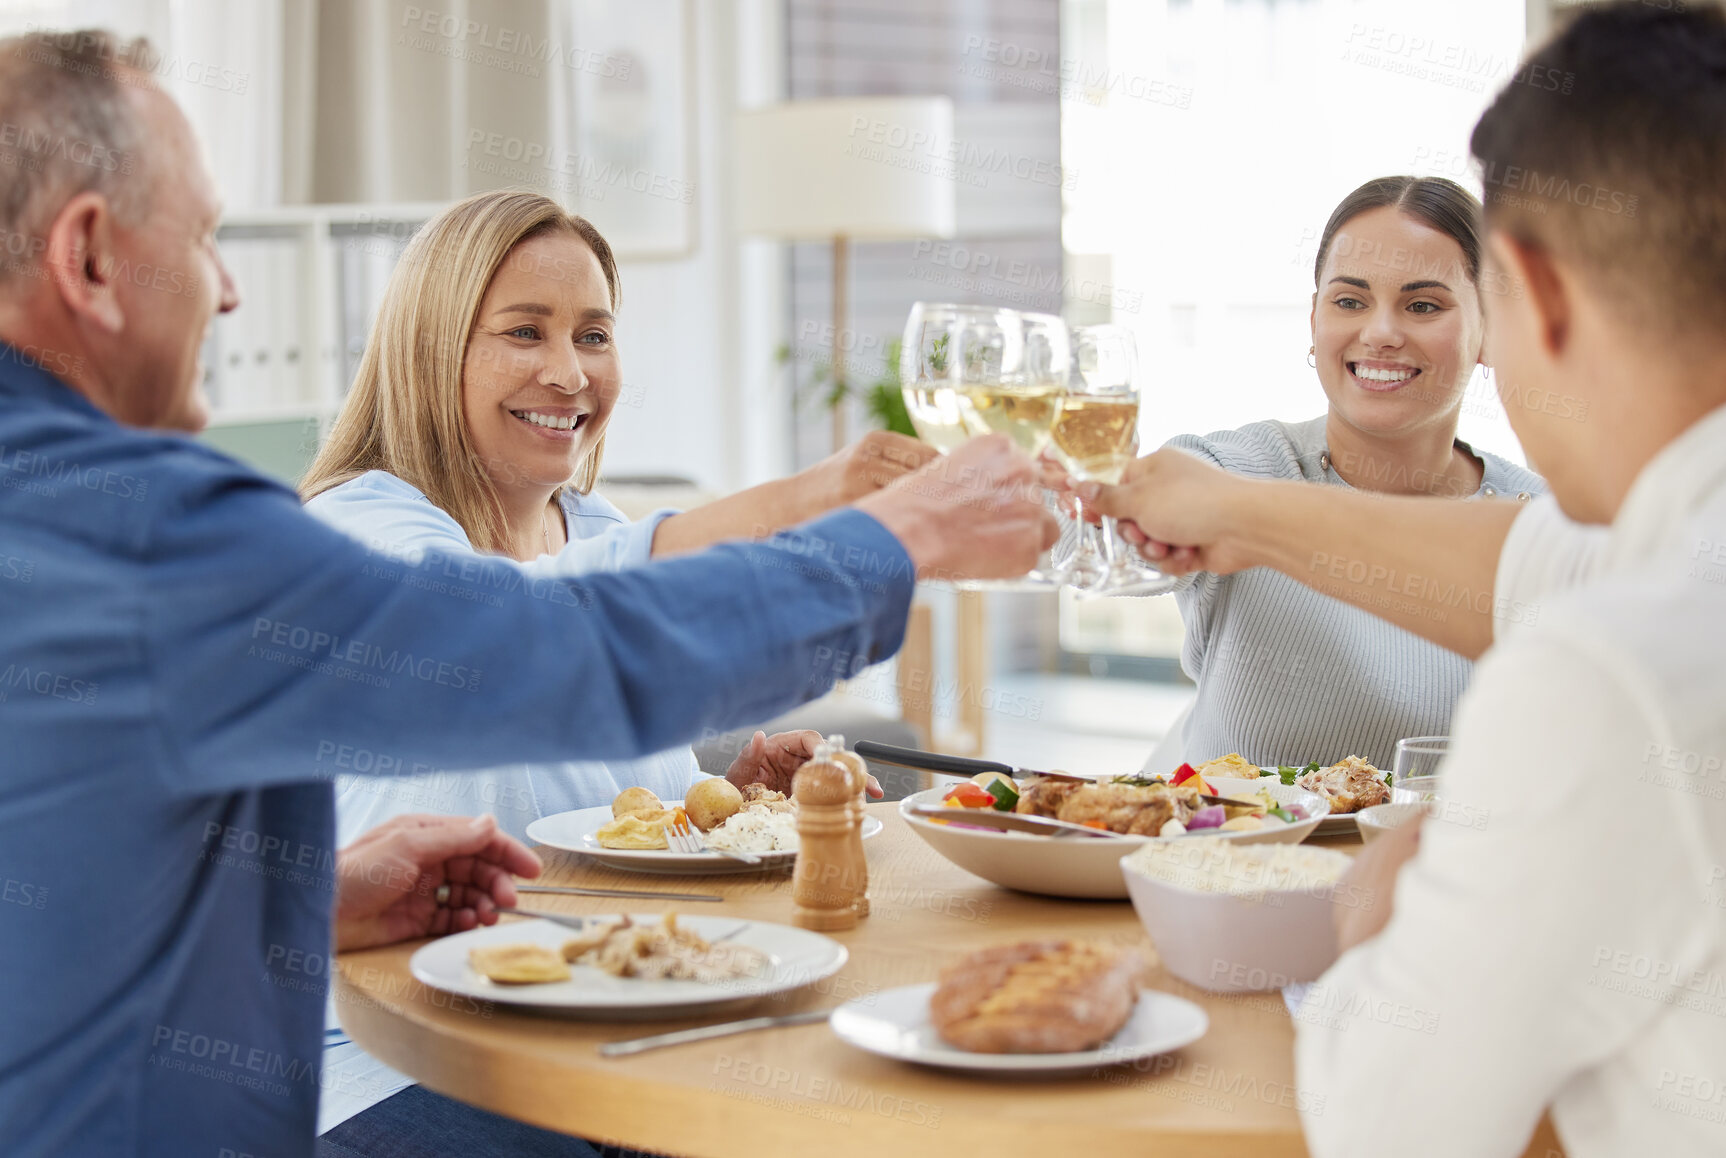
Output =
[{"x1": 335, "y1": 803, "x2": 1567, "y2": 1158}]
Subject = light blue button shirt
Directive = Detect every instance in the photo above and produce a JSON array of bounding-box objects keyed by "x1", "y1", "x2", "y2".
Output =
[
  {"x1": 307, "y1": 470, "x2": 705, "y2": 845},
  {"x1": 307, "y1": 470, "x2": 714, "y2": 1129}
]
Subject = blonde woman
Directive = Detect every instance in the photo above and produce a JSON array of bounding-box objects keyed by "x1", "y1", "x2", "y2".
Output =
[
  {"x1": 301, "y1": 191, "x2": 918, "y2": 843},
  {"x1": 301, "y1": 191, "x2": 915, "y2": 1151}
]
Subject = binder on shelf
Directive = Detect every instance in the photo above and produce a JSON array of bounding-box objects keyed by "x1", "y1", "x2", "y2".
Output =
[
  {"x1": 335, "y1": 233, "x2": 371, "y2": 399},
  {"x1": 199, "y1": 325, "x2": 223, "y2": 413},
  {"x1": 213, "y1": 237, "x2": 258, "y2": 414},
  {"x1": 268, "y1": 240, "x2": 306, "y2": 409}
]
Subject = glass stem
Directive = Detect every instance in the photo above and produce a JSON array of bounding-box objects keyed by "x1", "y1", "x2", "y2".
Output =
[{"x1": 1100, "y1": 516, "x2": 1123, "y2": 567}]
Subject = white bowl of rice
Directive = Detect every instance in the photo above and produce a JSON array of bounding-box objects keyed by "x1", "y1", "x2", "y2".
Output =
[{"x1": 1120, "y1": 837, "x2": 1357, "y2": 992}]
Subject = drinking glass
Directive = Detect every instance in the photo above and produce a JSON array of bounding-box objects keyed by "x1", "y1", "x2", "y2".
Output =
[
  {"x1": 900, "y1": 302, "x2": 1072, "y2": 589},
  {"x1": 1391, "y1": 735, "x2": 1449, "y2": 803},
  {"x1": 1053, "y1": 325, "x2": 1180, "y2": 597}
]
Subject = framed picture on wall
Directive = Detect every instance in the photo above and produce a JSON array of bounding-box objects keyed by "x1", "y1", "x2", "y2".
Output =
[{"x1": 561, "y1": 0, "x2": 697, "y2": 258}]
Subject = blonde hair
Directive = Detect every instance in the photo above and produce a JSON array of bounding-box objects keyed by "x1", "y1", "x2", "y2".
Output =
[{"x1": 300, "y1": 190, "x2": 621, "y2": 553}]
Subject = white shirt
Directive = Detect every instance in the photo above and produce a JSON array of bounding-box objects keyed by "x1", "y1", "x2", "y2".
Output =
[
  {"x1": 1493, "y1": 493, "x2": 1611, "y2": 640},
  {"x1": 1297, "y1": 403, "x2": 1726, "y2": 1158}
]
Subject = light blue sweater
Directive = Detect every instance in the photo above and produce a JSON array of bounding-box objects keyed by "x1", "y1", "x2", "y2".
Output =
[
  {"x1": 305, "y1": 469, "x2": 704, "y2": 1132},
  {"x1": 306, "y1": 470, "x2": 705, "y2": 846}
]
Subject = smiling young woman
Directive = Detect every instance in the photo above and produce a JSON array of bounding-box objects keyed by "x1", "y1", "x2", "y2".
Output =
[{"x1": 1143, "y1": 176, "x2": 1547, "y2": 773}]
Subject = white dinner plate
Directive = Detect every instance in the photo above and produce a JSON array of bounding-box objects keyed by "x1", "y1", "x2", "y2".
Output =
[
  {"x1": 829, "y1": 982, "x2": 1208, "y2": 1077},
  {"x1": 410, "y1": 915, "x2": 848, "y2": 1019},
  {"x1": 1311, "y1": 813, "x2": 1359, "y2": 837},
  {"x1": 526, "y1": 801, "x2": 884, "y2": 875},
  {"x1": 1252, "y1": 769, "x2": 1361, "y2": 837}
]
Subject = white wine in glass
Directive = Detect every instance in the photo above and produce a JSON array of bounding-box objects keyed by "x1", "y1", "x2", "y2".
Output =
[
  {"x1": 956, "y1": 382, "x2": 1064, "y2": 457},
  {"x1": 898, "y1": 301, "x2": 1073, "y2": 590},
  {"x1": 1051, "y1": 395, "x2": 1138, "y2": 483},
  {"x1": 902, "y1": 383, "x2": 972, "y2": 454}
]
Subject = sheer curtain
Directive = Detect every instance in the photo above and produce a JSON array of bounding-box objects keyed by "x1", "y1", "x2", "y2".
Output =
[
  {"x1": 1063, "y1": 0, "x2": 1528, "y2": 462},
  {"x1": 0, "y1": 0, "x2": 574, "y2": 209},
  {"x1": 0, "y1": 0, "x2": 286, "y2": 209}
]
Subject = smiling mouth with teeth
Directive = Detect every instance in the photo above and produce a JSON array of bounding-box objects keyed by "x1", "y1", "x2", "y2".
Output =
[
  {"x1": 510, "y1": 409, "x2": 588, "y2": 432},
  {"x1": 1348, "y1": 363, "x2": 1420, "y2": 385}
]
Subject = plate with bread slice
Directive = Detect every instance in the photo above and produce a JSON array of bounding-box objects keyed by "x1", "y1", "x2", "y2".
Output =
[{"x1": 829, "y1": 940, "x2": 1207, "y2": 1077}]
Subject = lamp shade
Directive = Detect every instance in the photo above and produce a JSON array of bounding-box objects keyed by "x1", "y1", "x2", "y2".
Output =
[{"x1": 734, "y1": 97, "x2": 957, "y2": 241}]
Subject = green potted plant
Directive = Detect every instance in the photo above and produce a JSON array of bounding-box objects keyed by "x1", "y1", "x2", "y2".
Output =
[{"x1": 776, "y1": 336, "x2": 917, "y2": 439}]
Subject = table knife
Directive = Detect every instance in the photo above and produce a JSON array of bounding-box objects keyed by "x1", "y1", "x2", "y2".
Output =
[
  {"x1": 598, "y1": 1009, "x2": 833, "y2": 1057},
  {"x1": 855, "y1": 740, "x2": 1070, "y2": 781},
  {"x1": 516, "y1": 884, "x2": 723, "y2": 902},
  {"x1": 860, "y1": 741, "x2": 1266, "y2": 809},
  {"x1": 904, "y1": 804, "x2": 1131, "y2": 839}
]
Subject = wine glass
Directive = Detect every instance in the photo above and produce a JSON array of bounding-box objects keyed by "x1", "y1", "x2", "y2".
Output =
[
  {"x1": 900, "y1": 305, "x2": 973, "y2": 455},
  {"x1": 900, "y1": 302, "x2": 1072, "y2": 590},
  {"x1": 1053, "y1": 325, "x2": 1179, "y2": 597},
  {"x1": 1391, "y1": 735, "x2": 1448, "y2": 803}
]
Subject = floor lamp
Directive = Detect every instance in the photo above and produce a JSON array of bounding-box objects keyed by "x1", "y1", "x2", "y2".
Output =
[{"x1": 734, "y1": 96, "x2": 957, "y2": 451}]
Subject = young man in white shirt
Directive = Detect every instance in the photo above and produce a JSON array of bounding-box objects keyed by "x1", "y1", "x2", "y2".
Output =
[{"x1": 1088, "y1": 3, "x2": 1726, "y2": 1155}]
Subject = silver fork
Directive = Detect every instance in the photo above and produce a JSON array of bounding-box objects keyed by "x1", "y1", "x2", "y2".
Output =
[{"x1": 667, "y1": 816, "x2": 762, "y2": 866}]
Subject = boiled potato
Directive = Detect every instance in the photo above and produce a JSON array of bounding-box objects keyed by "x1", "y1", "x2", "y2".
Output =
[
  {"x1": 684, "y1": 777, "x2": 744, "y2": 832},
  {"x1": 969, "y1": 772, "x2": 1018, "y2": 791},
  {"x1": 612, "y1": 786, "x2": 663, "y2": 820}
]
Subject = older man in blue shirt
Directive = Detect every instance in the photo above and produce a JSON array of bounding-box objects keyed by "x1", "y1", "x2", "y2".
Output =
[{"x1": 0, "y1": 29, "x2": 1054, "y2": 1158}]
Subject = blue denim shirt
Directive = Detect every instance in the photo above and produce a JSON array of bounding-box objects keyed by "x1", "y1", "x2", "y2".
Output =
[
  {"x1": 0, "y1": 348, "x2": 913, "y2": 1157},
  {"x1": 308, "y1": 470, "x2": 706, "y2": 845}
]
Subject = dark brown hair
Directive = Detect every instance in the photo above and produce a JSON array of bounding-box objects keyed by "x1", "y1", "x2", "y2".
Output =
[
  {"x1": 1470, "y1": 0, "x2": 1726, "y2": 336},
  {"x1": 1313, "y1": 176, "x2": 1483, "y2": 288}
]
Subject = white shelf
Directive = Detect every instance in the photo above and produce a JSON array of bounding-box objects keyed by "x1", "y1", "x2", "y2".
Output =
[
  {"x1": 203, "y1": 402, "x2": 332, "y2": 428},
  {"x1": 205, "y1": 203, "x2": 453, "y2": 430}
]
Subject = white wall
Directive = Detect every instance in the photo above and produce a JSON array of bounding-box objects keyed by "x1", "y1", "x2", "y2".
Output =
[{"x1": 597, "y1": 0, "x2": 791, "y2": 493}]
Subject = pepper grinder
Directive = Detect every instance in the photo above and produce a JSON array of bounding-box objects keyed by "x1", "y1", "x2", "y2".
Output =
[
  {"x1": 826, "y1": 734, "x2": 870, "y2": 919},
  {"x1": 791, "y1": 740, "x2": 860, "y2": 931}
]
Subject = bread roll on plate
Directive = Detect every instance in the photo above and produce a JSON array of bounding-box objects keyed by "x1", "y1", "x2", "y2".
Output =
[{"x1": 930, "y1": 940, "x2": 1139, "y2": 1053}]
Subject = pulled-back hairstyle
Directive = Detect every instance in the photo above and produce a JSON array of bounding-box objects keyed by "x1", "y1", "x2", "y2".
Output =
[
  {"x1": 1314, "y1": 176, "x2": 1483, "y2": 290},
  {"x1": 300, "y1": 191, "x2": 621, "y2": 554},
  {"x1": 1470, "y1": 0, "x2": 1726, "y2": 337}
]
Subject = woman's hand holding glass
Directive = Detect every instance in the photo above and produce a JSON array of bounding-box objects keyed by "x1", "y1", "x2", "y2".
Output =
[
  {"x1": 809, "y1": 430, "x2": 940, "y2": 508},
  {"x1": 1074, "y1": 447, "x2": 1263, "y2": 576},
  {"x1": 1049, "y1": 325, "x2": 1178, "y2": 596}
]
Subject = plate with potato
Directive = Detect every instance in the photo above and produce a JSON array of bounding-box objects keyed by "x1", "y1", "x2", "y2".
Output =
[
  {"x1": 411, "y1": 914, "x2": 848, "y2": 1017},
  {"x1": 525, "y1": 782, "x2": 884, "y2": 874}
]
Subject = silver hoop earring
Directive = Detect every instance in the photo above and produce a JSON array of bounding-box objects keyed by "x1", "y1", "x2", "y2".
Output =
[{"x1": 1306, "y1": 346, "x2": 1317, "y2": 368}]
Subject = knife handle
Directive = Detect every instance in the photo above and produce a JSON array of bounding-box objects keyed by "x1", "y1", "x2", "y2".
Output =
[{"x1": 854, "y1": 741, "x2": 1015, "y2": 779}]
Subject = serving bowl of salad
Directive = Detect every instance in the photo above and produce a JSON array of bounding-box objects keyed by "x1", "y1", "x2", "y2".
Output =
[{"x1": 897, "y1": 768, "x2": 1330, "y2": 900}]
